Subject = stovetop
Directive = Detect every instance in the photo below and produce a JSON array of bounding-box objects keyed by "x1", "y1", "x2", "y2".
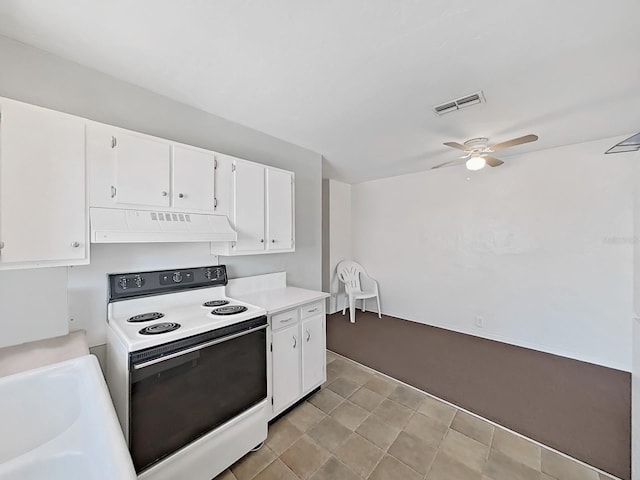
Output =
[{"x1": 106, "y1": 266, "x2": 266, "y2": 352}]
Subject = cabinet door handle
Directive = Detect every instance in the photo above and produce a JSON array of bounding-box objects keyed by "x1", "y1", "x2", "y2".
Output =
[
  {"x1": 178, "y1": 193, "x2": 185, "y2": 198},
  {"x1": 272, "y1": 239, "x2": 276, "y2": 243},
  {"x1": 280, "y1": 317, "x2": 293, "y2": 323},
  {"x1": 71, "y1": 241, "x2": 80, "y2": 248},
  {"x1": 161, "y1": 191, "x2": 168, "y2": 197},
  {"x1": 0, "y1": 241, "x2": 4, "y2": 250},
  {"x1": 292, "y1": 336, "x2": 297, "y2": 349},
  {"x1": 214, "y1": 197, "x2": 218, "y2": 209},
  {"x1": 110, "y1": 186, "x2": 117, "y2": 198},
  {"x1": 260, "y1": 239, "x2": 264, "y2": 243},
  {"x1": 308, "y1": 307, "x2": 318, "y2": 313},
  {"x1": 306, "y1": 329, "x2": 311, "y2": 342}
]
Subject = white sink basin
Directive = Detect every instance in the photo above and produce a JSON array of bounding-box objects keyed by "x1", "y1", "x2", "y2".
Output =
[{"x1": 0, "y1": 355, "x2": 136, "y2": 480}]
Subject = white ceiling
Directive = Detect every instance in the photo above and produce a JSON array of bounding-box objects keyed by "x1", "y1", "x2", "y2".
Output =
[{"x1": 0, "y1": 0, "x2": 638, "y2": 183}]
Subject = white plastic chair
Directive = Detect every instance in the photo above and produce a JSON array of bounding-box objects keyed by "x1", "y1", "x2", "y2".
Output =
[{"x1": 336, "y1": 260, "x2": 381, "y2": 323}]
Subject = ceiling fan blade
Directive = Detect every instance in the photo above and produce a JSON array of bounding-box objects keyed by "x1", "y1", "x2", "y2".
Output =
[
  {"x1": 484, "y1": 155, "x2": 504, "y2": 167},
  {"x1": 443, "y1": 141, "x2": 473, "y2": 151},
  {"x1": 431, "y1": 159, "x2": 464, "y2": 169},
  {"x1": 489, "y1": 134, "x2": 538, "y2": 152}
]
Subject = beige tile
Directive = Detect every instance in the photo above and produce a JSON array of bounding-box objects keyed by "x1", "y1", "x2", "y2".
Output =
[
  {"x1": 439, "y1": 429, "x2": 488, "y2": 473},
  {"x1": 372, "y1": 398, "x2": 413, "y2": 429},
  {"x1": 388, "y1": 431, "x2": 437, "y2": 475},
  {"x1": 364, "y1": 375, "x2": 397, "y2": 397},
  {"x1": 327, "y1": 377, "x2": 360, "y2": 398},
  {"x1": 356, "y1": 414, "x2": 401, "y2": 450},
  {"x1": 307, "y1": 416, "x2": 352, "y2": 452},
  {"x1": 326, "y1": 362, "x2": 342, "y2": 383},
  {"x1": 330, "y1": 401, "x2": 370, "y2": 431},
  {"x1": 403, "y1": 412, "x2": 448, "y2": 448},
  {"x1": 388, "y1": 384, "x2": 425, "y2": 410},
  {"x1": 286, "y1": 401, "x2": 326, "y2": 432},
  {"x1": 266, "y1": 418, "x2": 303, "y2": 455},
  {"x1": 213, "y1": 469, "x2": 237, "y2": 480},
  {"x1": 417, "y1": 395, "x2": 457, "y2": 426},
  {"x1": 541, "y1": 449, "x2": 599, "y2": 480},
  {"x1": 252, "y1": 459, "x2": 298, "y2": 480},
  {"x1": 427, "y1": 451, "x2": 482, "y2": 480},
  {"x1": 598, "y1": 473, "x2": 617, "y2": 480},
  {"x1": 230, "y1": 445, "x2": 277, "y2": 480},
  {"x1": 310, "y1": 456, "x2": 360, "y2": 480},
  {"x1": 450, "y1": 411, "x2": 494, "y2": 446},
  {"x1": 340, "y1": 364, "x2": 374, "y2": 385},
  {"x1": 540, "y1": 474, "x2": 556, "y2": 480},
  {"x1": 349, "y1": 386, "x2": 384, "y2": 412},
  {"x1": 369, "y1": 454, "x2": 423, "y2": 480},
  {"x1": 326, "y1": 350, "x2": 340, "y2": 364},
  {"x1": 280, "y1": 435, "x2": 330, "y2": 480},
  {"x1": 485, "y1": 449, "x2": 539, "y2": 480},
  {"x1": 335, "y1": 433, "x2": 384, "y2": 478},
  {"x1": 491, "y1": 428, "x2": 540, "y2": 471},
  {"x1": 308, "y1": 388, "x2": 344, "y2": 413}
]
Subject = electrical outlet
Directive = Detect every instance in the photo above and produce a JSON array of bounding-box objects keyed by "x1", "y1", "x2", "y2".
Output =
[{"x1": 475, "y1": 316, "x2": 484, "y2": 328}]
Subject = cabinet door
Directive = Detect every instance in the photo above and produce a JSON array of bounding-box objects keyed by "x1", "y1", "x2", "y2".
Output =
[
  {"x1": 213, "y1": 154, "x2": 234, "y2": 218},
  {"x1": 267, "y1": 168, "x2": 294, "y2": 251},
  {"x1": 173, "y1": 145, "x2": 216, "y2": 212},
  {"x1": 271, "y1": 324, "x2": 301, "y2": 414},
  {"x1": 233, "y1": 160, "x2": 265, "y2": 252},
  {"x1": 301, "y1": 315, "x2": 326, "y2": 393},
  {"x1": 0, "y1": 101, "x2": 87, "y2": 266},
  {"x1": 113, "y1": 131, "x2": 171, "y2": 207}
]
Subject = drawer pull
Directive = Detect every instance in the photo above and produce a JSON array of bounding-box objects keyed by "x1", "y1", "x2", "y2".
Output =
[
  {"x1": 308, "y1": 307, "x2": 318, "y2": 313},
  {"x1": 306, "y1": 329, "x2": 311, "y2": 342},
  {"x1": 280, "y1": 317, "x2": 293, "y2": 323},
  {"x1": 292, "y1": 335, "x2": 297, "y2": 349}
]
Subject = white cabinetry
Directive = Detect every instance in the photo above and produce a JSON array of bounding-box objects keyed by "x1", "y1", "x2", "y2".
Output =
[
  {"x1": 211, "y1": 158, "x2": 294, "y2": 256},
  {"x1": 88, "y1": 125, "x2": 216, "y2": 213},
  {"x1": 270, "y1": 300, "x2": 326, "y2": 418},
  {"x1": 0, "y1": 98, "x2": 88, "y2": 269}
]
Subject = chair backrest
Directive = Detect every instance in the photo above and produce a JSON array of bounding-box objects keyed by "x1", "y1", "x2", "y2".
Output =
[{"x1": 336, "y1": 260, "x2": 365, "y2": 294}]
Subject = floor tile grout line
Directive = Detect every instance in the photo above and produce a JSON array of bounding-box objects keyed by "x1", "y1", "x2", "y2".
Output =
[{"x1": 326, "y1": 349, "x2": 623, "y2": 480}]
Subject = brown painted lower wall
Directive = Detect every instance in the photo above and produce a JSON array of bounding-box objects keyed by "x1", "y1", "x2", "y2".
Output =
[{"x1": 326, "y1": 311, "x2": 631, "y2": 480}]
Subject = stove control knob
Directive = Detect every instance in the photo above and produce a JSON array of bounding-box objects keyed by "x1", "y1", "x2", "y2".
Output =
[
  {"x1": 173, "y1": 272, "x2": 183, "y2": 283},
  {"x1": 134, "y1": 275, "x2": 143, "y2": 288},
  {"x1": 205, "y1": 269, "x2": 213, "y2": 280},
  {"x1": 118, "y1": 277, "x2": 127, "y2": 290}
]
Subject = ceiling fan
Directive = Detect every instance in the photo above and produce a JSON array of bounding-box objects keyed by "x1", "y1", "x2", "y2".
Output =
[{"x1": 432, "y1": 134, "x2": 539, "y2": 170}]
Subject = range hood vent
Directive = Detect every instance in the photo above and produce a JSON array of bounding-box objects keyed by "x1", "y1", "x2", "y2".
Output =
[
  {"x1": 434, "y1": 91, "x2": 484, "y2": 115},
  {"x1": 90, "y1": 207, "x2": 237, "y2": 244}
]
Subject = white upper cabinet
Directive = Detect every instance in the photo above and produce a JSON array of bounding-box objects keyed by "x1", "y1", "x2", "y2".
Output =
[
  {"x1": 267, "y1": 168, "x2": 294, "y2": 251},
  {"x1": 88, "y1": 125, "x2": 217, "y2": 214},
  {"x1": 172, "y1": 145, "x2": 216, "y2": 213},
  {"x1": 210, "y1": 158, "x2": 295, "y2": 256},
  {"x1": 113, "y1": 132, "x2": 171, "y2": 207},
  {"x1": 234, "y1": 159, "x2": 266, "y2": 252},
  {"x1": 0, "y1": 99, "x2": 88, "y2": 269}
]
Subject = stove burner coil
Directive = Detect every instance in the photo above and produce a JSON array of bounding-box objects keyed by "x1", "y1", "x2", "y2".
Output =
[
  {"x1": 210, "y1": 305, "x2": 248, "y2": 316},
  {"x1": 202, "y1": 300, "x2": 230, "y2": 308},
  {"x1": 139, "y1": 322, "x2": 181, "y2": 335},
  {"x1": 128, "y1": 312, "x2": 165, "y2": 323}
]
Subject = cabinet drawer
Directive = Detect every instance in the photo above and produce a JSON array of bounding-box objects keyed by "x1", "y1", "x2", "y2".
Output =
[
  {"x1": 271, "y1": 309, "x2": 299, "y2": 331},
  {"x1": 300, "y1": 301, "x2": 324, "y2": 320}
]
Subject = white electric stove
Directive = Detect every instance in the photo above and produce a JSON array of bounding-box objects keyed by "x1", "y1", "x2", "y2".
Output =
[{"x1": 106, "y1": 265, "x2": 269, "y2": 480}]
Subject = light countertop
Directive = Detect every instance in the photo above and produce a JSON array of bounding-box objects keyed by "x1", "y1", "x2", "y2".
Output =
[{"x1": 233, "y1": 287, "x2": 329, "y2": 315}]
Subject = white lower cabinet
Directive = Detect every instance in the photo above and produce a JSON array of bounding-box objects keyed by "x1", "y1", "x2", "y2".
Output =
[{"x1": 270, "y1": 301, "x2": 326, "y2": 418}]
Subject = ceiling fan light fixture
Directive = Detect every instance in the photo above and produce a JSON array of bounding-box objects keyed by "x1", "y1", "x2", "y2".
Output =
[{"x1": 465, "y1": 155, "x2": 486, "y2": 171}]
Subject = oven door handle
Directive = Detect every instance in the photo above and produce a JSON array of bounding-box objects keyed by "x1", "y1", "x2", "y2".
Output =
[{"x1": 132, "y1": 324, "x2": 268, "y2": 370}]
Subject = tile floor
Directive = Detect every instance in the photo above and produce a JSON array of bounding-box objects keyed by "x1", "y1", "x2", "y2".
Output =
[{"x1": 215, "y1": 351, "x2": 617, "y2": 480}]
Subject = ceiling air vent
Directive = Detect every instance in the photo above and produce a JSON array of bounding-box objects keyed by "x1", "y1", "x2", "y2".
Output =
[{"x1": 433, "y1": 91, "x2": 484, "y2": 115}]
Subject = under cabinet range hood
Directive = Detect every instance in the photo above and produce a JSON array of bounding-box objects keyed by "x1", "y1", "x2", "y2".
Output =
[{"x1": 90, "y1": 207, "x2": 237, "y2": 243}]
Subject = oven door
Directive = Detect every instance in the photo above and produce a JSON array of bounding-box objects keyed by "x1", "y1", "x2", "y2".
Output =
[{"x1": 128, "y1": 316, "x2": 268, "y2": 473}]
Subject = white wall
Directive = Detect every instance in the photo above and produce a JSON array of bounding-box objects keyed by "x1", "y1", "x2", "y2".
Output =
[
  {"x1": 633, "y1": 152, "x2": 640, "y2": 479},
  {"x1": 327, "y1": 180, "x2": 352, "y2": 313},
  {"x1": 0, "y1": 36, "x2": 323, "y2": 348},
  {"x1": 351, "y1": 136, "x2": 634, "y2": 370}
]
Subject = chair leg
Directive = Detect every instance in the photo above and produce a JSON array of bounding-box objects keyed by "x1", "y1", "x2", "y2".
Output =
[
  {"x1": 361, "y1": 298, "x2": 366, "y2": 313},
  {"x1": 376, "y1": 295, "x2": 381, "y2": 318},
  {"x1": 349, "y1": 296, "x2": 356, "y2": 323}
]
